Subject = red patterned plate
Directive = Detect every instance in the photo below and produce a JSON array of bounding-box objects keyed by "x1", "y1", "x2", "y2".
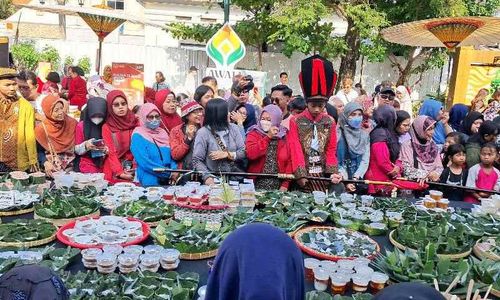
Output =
[{"x1": 56, "y1": 216, "x2": 150, "y2": 249}]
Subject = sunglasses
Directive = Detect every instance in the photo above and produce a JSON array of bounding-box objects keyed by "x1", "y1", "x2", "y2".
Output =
[
  {"x1": 380, "y1": 94, "x2": 395, "y2": 101},
  {"x1": 147, "y1": 114, "x2": 161, "y2": 120}
]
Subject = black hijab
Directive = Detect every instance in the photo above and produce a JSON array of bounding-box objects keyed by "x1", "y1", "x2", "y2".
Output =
[
  {"x1": 82, "y1": 97, "x2": 107, "y2": 167},
  {"x1": 460, "y1": 111, "x2": 483, "y2": 136},
  {"x1": 370, "y1": 105, "x2": 400, "y2": 162}
]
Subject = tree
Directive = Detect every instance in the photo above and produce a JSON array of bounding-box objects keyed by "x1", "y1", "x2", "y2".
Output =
[
  {"x1": 269, "y1": 0, "x2": 348, "y2": 59},
  {"x1": 39, "y1": 45, "x2": 61, "y2": 71},
  {"x1": 77, "y1": 56, "x2": 91, "y2": 75},
  {"x1": 0, "y1": 0, "x2": 15, "y2": 20},
  {"x1": 64, "y1": 56, "x2": 75, "y2": 68},
  {"x1": 11, "y1": 41, "x2": 39, "y2": 70}
]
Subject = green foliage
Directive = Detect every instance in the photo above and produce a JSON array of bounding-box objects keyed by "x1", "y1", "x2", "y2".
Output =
[
  {"x1": 11, "y1": 41, "x2": 39, "y2": 70},
  {"x1": 63, "y1": 56, "x2": 74, "y2": 67},
  {"x1": 0, "y1": 0, "x2": 15, "y2": 20},
  {"x1": 77, "y1": 56, "x2": 91, "y2": 75},
  {"x1": 39, "y1": 45, "x2": 61, "y2": 71},
  {"x1": 167, "y1": 23, "x2": 219, "y2": 43}
]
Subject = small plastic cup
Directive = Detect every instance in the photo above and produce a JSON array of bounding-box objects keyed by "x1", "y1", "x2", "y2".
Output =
[
  {"x1": 314, "y1": 268, "x2": 330, "y2": 292},
  {"x1": 139, "y1": 253, "x2": 160, "y2": 273},
  {"x1": 102, "y1": 244, "x2": 123, "y2": 257},
  {"x1": 81, "y1": 248, "x2": 102, "y2": 269},
  {"x1": 330, "y1": 273, "x2": 350, "y2": 295},
  {"x1": 337, "y1": 259, "x2": 355, "y2": 270},
  {"x1": 118, "y1": 253, "x2": 139, "y2": 273},
  {"x1": 370, "y1": 272, "x2": 389, "y2": 293},
  {"x1": 353, "y1": 258, "x2": 371, "y2": 268},
  {"x1": 198, "y1": 285, "x2": 207, "y2": 300},
  {"x1": 96, "y1": 253, "x2": 117, "y2": 274},
  {"x1": 352, "y1": 274, "x2": 370, "y2": 292},
  {"x1": 123, "y1": 245, "x2": 144, "y2": 256},
  {"x1": 429, "y1": 190, "x2": 443, "y2": 201},
  {"x1": 437, "y1": 198, "x2": 449, "y2": 209},
  {"x1": 354, "y1": 266, "x2": 374, "y2": 277},
  {"x1": 424, "y1": 197, "x2": 436, "y2": 209},
  {"x1": 160, "y1": 248, "x2": 181, "y2": 264},
  {"x1": 144, "y1": 245, "x2": 164, "y2": 256},
  {"x1": 304, "y1": 258, "x2": 321, "y2": 281},
  {"x1": 320, "y1": 260, "x2": 337, "y2": 272}
]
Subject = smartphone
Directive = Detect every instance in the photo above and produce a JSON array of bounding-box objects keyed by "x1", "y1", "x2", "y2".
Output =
[{"x1": 92, "y1": 139, "x2": 105, "y2": 147}]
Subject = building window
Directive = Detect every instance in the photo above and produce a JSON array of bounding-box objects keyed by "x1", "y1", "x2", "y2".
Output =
[{"x1": 107, "y1": 0, "x2": 124, "y2": 10}]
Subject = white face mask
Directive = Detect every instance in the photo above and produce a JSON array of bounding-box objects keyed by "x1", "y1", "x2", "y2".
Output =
[
  {"x1": 260, "y1": 120, "x2": 272, "y2": 132},
  {"x1": 91, "y1": 117, "x2": 104, "y2": 125}
]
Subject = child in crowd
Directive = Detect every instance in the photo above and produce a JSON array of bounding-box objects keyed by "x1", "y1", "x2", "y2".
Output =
[
  {"x1": 439, "y1": 144, "x2": 468, "y2": 202},
  {"x1": 465, "y1": 143, "x2": 500, "y2": 203},
  {"x1": 442, "y1": 132, "x2": 465, "y2": 167}
]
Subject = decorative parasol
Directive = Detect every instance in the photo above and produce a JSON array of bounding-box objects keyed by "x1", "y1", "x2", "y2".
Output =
[
  {"x1": 381, "y1": 16, "x2": 500, "y2": 49},
  {"x1": 14, "y1": 1, "x2": 164, "y2": 73}
]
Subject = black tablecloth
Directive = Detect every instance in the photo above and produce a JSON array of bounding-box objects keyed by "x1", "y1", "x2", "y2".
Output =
[{"x1": 0, "y1": 200, "x2": 474, "y2": 293}]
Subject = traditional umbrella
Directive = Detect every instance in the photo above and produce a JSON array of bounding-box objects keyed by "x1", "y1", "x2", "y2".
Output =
[
  {"x1": 14, "y1": 1, "x2": 163, "y2": 73},
  {"x1": 381, "y1": 16, "x2": 500, "y2": 49}
]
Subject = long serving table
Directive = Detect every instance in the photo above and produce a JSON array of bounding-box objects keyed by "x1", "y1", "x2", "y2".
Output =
[{"x1": 0, "y1": 200, "x2": 475, "y2": 294}]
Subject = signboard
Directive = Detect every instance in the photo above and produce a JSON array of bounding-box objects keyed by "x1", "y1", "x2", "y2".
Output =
[
  {"x1": 205, "y1": 67, "x2": 268, "y2": 99},
  {"x1": 465, "y1": 65, "x2": 500, "y2": 104},
  {"x1": 111, "y1": 63, "x2": 144, "y2": 109},
  {"x1": 206, "y1": 23, "x2": 246, "y2": 70}
]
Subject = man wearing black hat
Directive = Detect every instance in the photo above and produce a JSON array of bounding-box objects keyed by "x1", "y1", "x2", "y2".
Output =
[
  {"x1": 288, "y1": 55, "x2": 342, "y2": 192},
  {"x1": 376, "y1": 87, "x2": 396, "y2": 107},
  {"x1": 0, "y1": 67, "x2": 38, "y2": 172}
]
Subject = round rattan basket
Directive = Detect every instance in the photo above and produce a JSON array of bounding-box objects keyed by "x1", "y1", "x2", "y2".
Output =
[
  {"x1": 294, "y1": 226, "x2": 380, "y2": 261},
  {"x1": 34, "y1": 210, "x2": 100, "y2": 227},
  {"x1": 472, "y1": 238, "x2": 499, "y2": 261},
  {"x1": 389, "y1": 230, "x2": 472, "y2": 260},
  {"x1": 0, "y1": 206, "x2": 35, "y2": 217},
  {"x1": 0, "y1": 232, "x2": 56, "y2": 248},
  {"x1": 179, "y1": 249, "x2": 218, "y2": 260}
]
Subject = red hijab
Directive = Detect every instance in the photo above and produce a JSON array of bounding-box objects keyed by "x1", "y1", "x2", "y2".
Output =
[
  {"x1": 105, "y1": 90, "x2": 138, "y2": 157},
  {"x1": 154, "y1": 89, "x2": 182, "y2": 133},
  {"x1": 35, "y1": 95, "x2": 78, "y2": 153}
]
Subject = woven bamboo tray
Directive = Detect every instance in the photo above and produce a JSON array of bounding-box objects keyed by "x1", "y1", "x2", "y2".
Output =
[
  {"x1": 0, "y1": 232, "x2": 56, "y2": 248},
  {"x1": 0, "y1": 206, "x2": 35, "y2": 216},
  {"x1": 34, "y1": 211, "x2": 100, "y2": 227},
  {"x1": 389, "y1": 230, "x2": 471, "y2": 260},
  {"x1": 179, "y1": 249, "x2": 218, "y2": 260},
  {"x1": 472, "y1": 238, "x2": 499, "y2": 261},
  {"x1": 294, "y1": 226, "x2": 380, "y2": 261},
  {"x1": 492, "y1": 288, "x2": 500, "y2": 298}
]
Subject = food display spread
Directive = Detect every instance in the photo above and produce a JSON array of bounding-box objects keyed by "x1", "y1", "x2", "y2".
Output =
[{"x1": 0, "y1": 183, "x2": 499, "y2": 298}]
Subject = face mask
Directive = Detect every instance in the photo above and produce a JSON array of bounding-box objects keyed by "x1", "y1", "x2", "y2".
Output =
[
  {"x1": 347, "y1": 116, "x2": 363, "y2": 129},
  {"x1": 146, "y1": 119, "x2": 161, "y2": 130},
  {"x1": 91, "y1": 117, "x2": 103, "y2": 125},
  {"x1": 260, "y1": 120, "x2": 272, "y2": 132}
]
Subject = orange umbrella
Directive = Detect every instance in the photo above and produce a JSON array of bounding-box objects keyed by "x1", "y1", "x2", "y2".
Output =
[{"x1": 381, "y1": 16, "x2": 500, "y2": 49}]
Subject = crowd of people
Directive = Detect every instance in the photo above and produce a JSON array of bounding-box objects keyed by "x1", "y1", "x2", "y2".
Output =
[{"x1": 1, "y1": 55, "x2": 500, "y2": 203}]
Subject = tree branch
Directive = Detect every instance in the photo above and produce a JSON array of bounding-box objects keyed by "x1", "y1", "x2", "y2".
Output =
[{"x1": 388, "y1": 53, "x2": 404, "y2": 73}]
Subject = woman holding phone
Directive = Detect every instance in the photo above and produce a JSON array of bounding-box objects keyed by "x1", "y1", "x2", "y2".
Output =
[{"x1": 75, "y1": 97, "x2": 109, "y2": 173}]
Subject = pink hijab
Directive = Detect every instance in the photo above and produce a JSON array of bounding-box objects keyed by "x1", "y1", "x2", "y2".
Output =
[{"x1": 133, "y1": 103, "x2": 170, "y2": 147}]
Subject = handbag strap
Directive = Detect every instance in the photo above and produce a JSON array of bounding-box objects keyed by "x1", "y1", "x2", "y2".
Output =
[{"x1": 211, "y1": 130, "x2": 228, "y2": 152}]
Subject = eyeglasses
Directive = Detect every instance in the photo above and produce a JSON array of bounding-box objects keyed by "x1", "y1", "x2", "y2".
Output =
[
  {"x1": 147, "y1": 114, "x2": 161, "y2": 120},
  {"x1": 380, "y1": 94, "x2": 395, "y2": 101}
]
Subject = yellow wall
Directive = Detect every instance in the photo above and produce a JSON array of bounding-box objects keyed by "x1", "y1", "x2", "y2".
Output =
[{"x1": 448, "y1": 46, "x2": 500, "y2": 108}]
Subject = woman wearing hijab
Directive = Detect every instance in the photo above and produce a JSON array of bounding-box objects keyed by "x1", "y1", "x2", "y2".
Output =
[
  {"x1": 0, "y1": 265, "x2": 70, "y2": 300},
  {"x1": 130, "y1": 103, "x2": 178, "y2": 186},
  {"x1": 35, "y1": 95, "x2": 78, "y2": 176},
  {"x1": 102, "y1": 65, "x2": 112, "y2": 84},
  {"x1": 155, "y1": 89, "x2": 182, "y2": 133},
  {"x1": 205, "y1": 223, "x2": 305, "y2": 300},
  {"x1": 192, "y1": 99, "x2": 246, "y2": 186},
  {"x1": 395, "y1": 110, "x2": 411, "y2": 144},
  {"x1": 356, "y1": 95, "x2": 375, "y2": 132},
  {"x1": 365, "y1": 105, "x2": 402, "y2": 195},
  {"x1": 395, "y1": 85, "x2": 411, "y2": 114},
  {"x1": 246, "y1": 104, "x2": 292, "y2": 191},
  {"x1": 448, "y1": 103, "x2": 469, "y2": 132},
  {"x1": 336, "y1": 101, "x2": 370, "y2": 193},
  {"x1": 67, "y1": 66, "x2": 87, "y2": 109},
  {"x1": 418, "y1": 98, "x2": 452, "y2": 148},
  {"x1": 399, "y1": 116, "x2": 443, "y2": 182},
  {"x1": 231, "y1": 103, "x2": 256, "y2": 138},
  {"x1": 102, "y1": 90, "x2": 138, "y2": 182},
  {"x1": 460, "y1": 111, "x2": 483, "y2": 140},
  {"x1": 75, "y1": 97, "x2": 109, "y2": 174},
  {"x1": 170, "y1": 99, "x2": 204, "y2": 180}
]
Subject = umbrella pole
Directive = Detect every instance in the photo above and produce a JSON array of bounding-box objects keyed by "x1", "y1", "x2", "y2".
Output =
[{"x1": 97, "y1": 37, "x2": 103, "y2": 75}]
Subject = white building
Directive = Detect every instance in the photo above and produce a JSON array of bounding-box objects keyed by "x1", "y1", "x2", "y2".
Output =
[{"x1": 6, "y1": 0, "x2": 442, "y2": 97}]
